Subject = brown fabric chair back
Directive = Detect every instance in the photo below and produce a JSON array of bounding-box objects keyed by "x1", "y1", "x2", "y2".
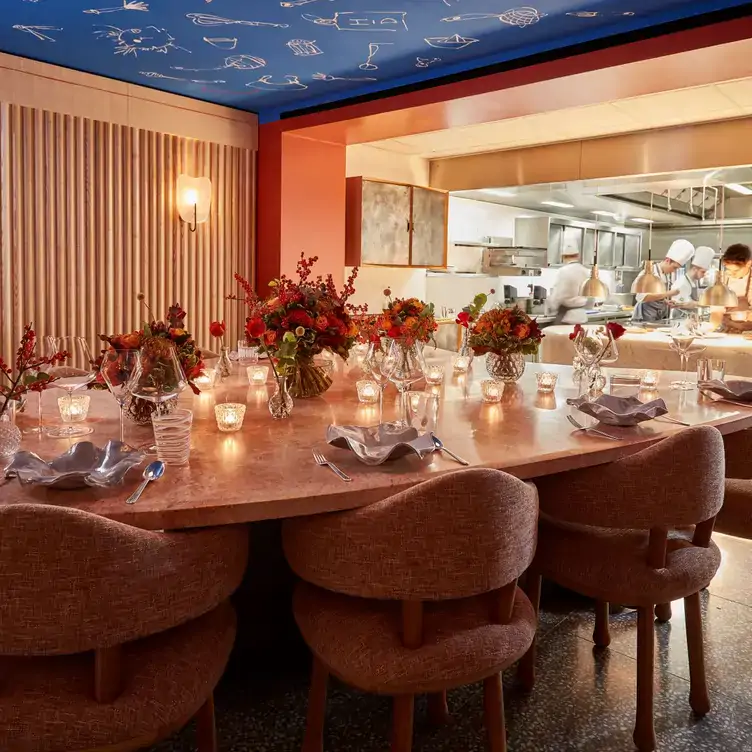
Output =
[
  {"x1": 534, "y1": 426, "x2": 724, "y2": 530},
  {"x1": 283, "y1": 468, "x2": 538, "y2": 600},
  {"x1": 0, "y1": 504, "x2": 248, "y2": 655}
]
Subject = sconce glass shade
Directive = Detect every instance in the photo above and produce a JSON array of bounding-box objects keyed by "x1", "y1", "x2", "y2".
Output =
[
  {"x1": 580, "y1": 265, "x2": 609, "y2": 302},
  {"x1": 177, "y1": 174, "x2": 212, "y2": 225},
  {"x1": 633, "y1": 260, "x2": 666, "y2": 295}
]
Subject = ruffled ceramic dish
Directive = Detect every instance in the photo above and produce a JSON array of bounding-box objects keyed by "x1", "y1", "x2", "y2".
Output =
[
  {"x1": 699, "y1": 380, "x2": 752, "y2": 404},
  {"x1": 567, "y1": 394, "x2": 669, "y2": 427},
  {"x1": 326, "y1": 425, "x2": 435, "y2": 466},
  {"x1": 5, "y1": 440, "x2": 145, "y2": 489}
]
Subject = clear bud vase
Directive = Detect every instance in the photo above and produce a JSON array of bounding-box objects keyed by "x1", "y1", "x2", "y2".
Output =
[
  {"x1": 268, "y1": 378, "x2": 294, "y2": 420},
  {"x1": 217, "y1": 345, "x2": 232, "y2": 379},
  {"x1": 0, "y1": 409, "x2": 22, "y2": 459}
]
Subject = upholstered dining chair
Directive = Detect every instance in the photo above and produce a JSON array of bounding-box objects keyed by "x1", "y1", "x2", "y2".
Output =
[
  {"x1": 0, "y1": 504, "x2": 249, "y2": 752},
  {"x1": 716, "y1": 429, "x2": 752, "y2": 539},
  {"x1": 282, "y1": 468, "x2": 539, "y2": 752},
  {"x1": 527, "y1": 426, "x2": 725, "y2": 752}
]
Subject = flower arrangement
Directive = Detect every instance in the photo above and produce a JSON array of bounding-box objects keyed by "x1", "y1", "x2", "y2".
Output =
[
  {"x1": 379, "y1": 290, "x2": 438, "y2": 345},
  {"x1": 233, "y1": 254, "x2": 362, "y2": 399},
  {"x1": 456, "y1": 290, "x2": 494, "y2": 329},
  {"x1": 0, "y1": 324, "x2": 68, "y2": 417},
  {"x1": 468, "y1": 306, "x2": 544, "y2": 356}
]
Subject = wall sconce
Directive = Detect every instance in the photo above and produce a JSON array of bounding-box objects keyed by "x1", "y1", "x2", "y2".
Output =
[{"x1": 177, "y1": 174, "x2": 212, "y2": 232}]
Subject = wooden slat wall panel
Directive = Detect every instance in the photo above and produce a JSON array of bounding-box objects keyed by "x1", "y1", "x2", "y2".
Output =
[{"x1": 0, "y1": 103, "x2": 255, "y2": 365}]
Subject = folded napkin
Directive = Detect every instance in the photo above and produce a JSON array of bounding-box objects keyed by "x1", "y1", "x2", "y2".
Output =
[
  {"x1": 699, "y1": 380, "x2": 752, "y2": 403},
  {"x1": 567, "y1": 394, "x2": 669, "y2": 427},
  {"x1": 326, "y1": 424, "x2": 435, "y2": 466}
]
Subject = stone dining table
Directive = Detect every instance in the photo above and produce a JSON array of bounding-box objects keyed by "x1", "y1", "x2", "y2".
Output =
[{"x1": 2, "y1": 349, "x2": 752, "y2": 530}]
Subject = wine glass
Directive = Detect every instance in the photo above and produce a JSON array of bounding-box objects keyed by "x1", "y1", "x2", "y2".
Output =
[
  {"x1": 45, "y1": 336, "x2": 96, "y2": 438},
  {"x1": 363, "y1": 340, "x2": 396, "y2": 424},
  {"x1": 382, "y1": 338, "x2": 426, "y2": 428},
  {"x1": 669, "y1": 325, "x2": 696, "y2": 391},
  {"x1": 100, "y1": 349, "x2": 139, "y2": 444},
  {"x1": 127, "y1": 340, "x2": 187, "y2": 406}
]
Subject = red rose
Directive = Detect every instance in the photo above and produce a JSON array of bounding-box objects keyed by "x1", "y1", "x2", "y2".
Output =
[
  {"x1": 209, "y1": 320, "x2": 226, "y2": 338},
  {"x1": 383, "y1": 288, "x2": 391, "y2": 296},
  {"x1": 387, "y1": 326, "x2": 402, "y2": 339},
  {"x1": 607, "y1": 322, "x2": 626, "y2": 340},
  {"x1": 246, "y1": 317, "x2": 266, "y2": 339},
  {"x1": 569, "y1": 323, "x2": 584, "y2": 341},
  {"x1": 456, "y1": 311, "x2": 472, "y2": 328},
  {"x1": 490, "y1": 288, "x2": 496, "y2": 295},
  {"x1": 288, "y1": 309, "x2": 314, "y2": 329}
]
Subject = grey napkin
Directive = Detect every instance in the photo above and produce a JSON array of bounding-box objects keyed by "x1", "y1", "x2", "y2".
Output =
[
  {"x1": 326, "y1": 424, "x2": 435, "y2": 466},
  {"x1": 699, "y1": 380, "x2": 752, "y2": 403},
  {"x1": 567, "y1": 394, "x2": 668, "y2": 427}
]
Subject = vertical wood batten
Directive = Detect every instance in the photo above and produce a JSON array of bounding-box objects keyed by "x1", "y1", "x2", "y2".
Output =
[{"x1": 0, "y1": 104, "x2": 254, "y2": 364}]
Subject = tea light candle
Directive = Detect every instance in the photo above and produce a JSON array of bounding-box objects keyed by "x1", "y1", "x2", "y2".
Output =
[
  {"x1": 424, "y1": 364, "x2": 445, "y2": 384},
  {"x1": 247, "y1": 365, "x2": 269, "y2": 385},
  {"x1": 453, "y1": 355, "x2": 471, "y2": 373},
  {"x1": 641, "y1": 370, "x2": 660, "y2": 389},
  {"x1": 214, "y1": 403, "x2": 246, "y2": 433},
  {"x1": 356, "y1": 379, "x2": 379, "y2": 404},
  {"x1": 481, "y1": 380, "x2": 503, "y2": 403},
  {"x1": 536, "y1": 372, "x2": 558, "y2": 393},
  {"x1": 58, "y1": 395, "x2": 90, "y2": 423},
  {"x1": 408, "y1": 391, "x2": 423, "y2": 412},
  {"x1": 194, "y1": 369, "x2": 216, "y2": 390}
]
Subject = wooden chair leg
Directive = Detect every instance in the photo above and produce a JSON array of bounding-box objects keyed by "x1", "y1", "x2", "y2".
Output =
[
  {"x1": 303, "y1": 656, "x2": 329, "y2": 752},
  {"x1": 633, "y1": 607, "x2": 657, "y2": 752},
  {"x1": 391, "y1": 695, "x2": 415, "y2": 752},
  {"x1": 195, "y1": 695, "x2": 218, "y2": 752},
  {"x1": 655, "y1": 602, "x2": 672, "y2": 623},
  {"x1": 517, "y1": 573, "x2": 541, "y2": 691},
  {"x1": 684, "y1": 591, "x2": 711, "y2": 716},
  {"x1": 427, "y1": 691, "x2": 450, "y2": 726},
  {"x1": 483, "y1": 673, "x2": 507, "y2": 752},
  {"x1": 593, "y1": 600, "x2": 611, "y2": 648}
]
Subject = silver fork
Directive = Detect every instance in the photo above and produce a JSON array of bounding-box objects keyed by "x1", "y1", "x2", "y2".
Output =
[
  {"x1": 313, "y1": 451, "x2": 352, "y2": 482},
  {"x1": 654, "y1": 415, "x2": 691, "y2": 426},
  {"x1": 567, "y1": 415, "x2": 621, "y2": 441}
]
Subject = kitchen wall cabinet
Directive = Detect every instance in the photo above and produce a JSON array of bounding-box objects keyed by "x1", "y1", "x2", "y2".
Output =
[{"x1": 346, "y1": 177, "x2": 448, "y2": 268}]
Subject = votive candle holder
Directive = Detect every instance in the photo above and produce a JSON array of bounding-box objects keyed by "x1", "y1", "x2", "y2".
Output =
[
  {"x1": 640, "y1": 370, "x2": 660, "y2": 389},
  {"x1": 356, "y1": 379, "x2": 379, "y2": 404},
  {"x1": 214, "y1": 403, "x2": 246, "y2": 433},
  {"x1": 247, "y1": 365, "x2": 269, "y2": 385},
  {"x1": 481, "y1": 380, "x2": 503, "y2": 403},
  {"x1": 238, "y1": 342, "x2": 259, "y2": 365},
  {"x1": 194, "y1": 368, "x2": 217, "y2": 391},
  {"x1": 453, "y1": 354, "x2": 471, "y2": 373},
  {"x1": 536, "y1": 372, "x2": 558, "y2": 394},
  {"x1": 58, "y1": 395, "x2": 90, "y2": 423},
  {"x1": 424, "y1": 364, "x2": 445, "y2": 384}
]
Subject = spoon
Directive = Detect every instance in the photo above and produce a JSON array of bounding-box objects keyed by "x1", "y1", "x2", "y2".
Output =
[
  {"x1": 430, "y1": 434, "x2": 469, "y2": 466},
  {"x1": 126, "y1": 460, "x2": 165, "y2": 505}
]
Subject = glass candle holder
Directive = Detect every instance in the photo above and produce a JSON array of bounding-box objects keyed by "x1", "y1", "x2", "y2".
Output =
[
  {"x1": 640, "y1": 370, "x2": 660, "y2": 389},
  {"x1": 152, "y1": 408, "x2": 193, "y2": 466},
  {"x1": 238, "y1": 341, "x2": 259, "y2": 365},
  {"x1": 356, "y1": 379, "x2": 379, "y2": 404},
  {"x1": 193, "y1": 368, "x2": 217, "y2": 391},
  {"x1": 247, "y1": 365, "x2": 269, "y2": 385},
  {"x1": 214, "y1": 403, "x2": 247, "y2": 433},
  {"x1": 424, "y1": 364, "x2": 445, "y2": 384},
  {"x1": 58, "y1": 395, "x2": 90, "y2": 423},
  {"x1": 453, "y1": 354, "x2": 472, "y2": 373},
  {"x1": 536, "y1": 372, "x2": 558, "y2": 394},
  {"x1": 481, "y1": 380, "x2": 503, "y2": 403}
]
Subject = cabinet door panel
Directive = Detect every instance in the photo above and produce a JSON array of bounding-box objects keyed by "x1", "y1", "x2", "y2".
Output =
[
  {"x1": 360, "y1": 181, "x2": 411, "y2": 266},
  {"x1": 410, "y1": 187, "x2": 447, "y2": 267}
]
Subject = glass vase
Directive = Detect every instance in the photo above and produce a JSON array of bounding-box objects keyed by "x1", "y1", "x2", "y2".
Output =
[
  {"x1": 486, "y1": 352, "x2": 526, "y2": 383},
  {"x1": 383, "y1": 338, "x2": 427, "y2": 427},
  {"x1": 269, "y1": 378, "x2": 294, "y2": 419},
  {"x1": 0, "y1": 411, "x2": 22, "y2": 459},
  {"x1": 217, "y1": 345, "x2": 233, "y2": 379},
  {"x1": 458, "y1": 326, "x2": 474, "y2": 365},
  {"x1": 288, "y1": 356, "x2": 333, "y2": 399},
  {"x1": 123, "y1": 395, "x2": 179, "y2": 426}
]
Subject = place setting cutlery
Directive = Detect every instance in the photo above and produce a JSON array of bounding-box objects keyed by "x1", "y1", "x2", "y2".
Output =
[
  {"x1": 566, "y1": 415, "x2": 621, "y2": 441},
  {"x1": 126, "y1": 460, "x2": 165, "y2": 504},
  {"x1": 312, "y1": 450, "x2": 352, "y2": 483},
  {"x1": 430, "y1": 433, "x2": 469, "y2": 466}
]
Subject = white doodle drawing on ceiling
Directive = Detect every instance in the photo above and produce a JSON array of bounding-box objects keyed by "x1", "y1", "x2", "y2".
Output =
[
  {"x1": 203, "y1": 37, "x2": 238, "y2": 49},
  {"x1": 287, "y1": 39, "x2": 323, "y2": 56},
  {"x1": 186, "y1": 13, "x2": 289, "y2": 29},
  {"x1": 140, "y1": 72, "x2": 225, "y2": 83},
  {"x1": 12, "y1": 25, "x2": 62, "y2": 42},
  {"x1": 84, "y1": 1, "x2": 149, "y2": 14},
  {"x1": 424, "y1": 33, "x2": 477, "y2": 49},
  {"x1": 312, "y1": 72, "x2": 377, "y2": 82},
  {"x1": 303, "y1": 12, "x2": 409, "y2": 32},
  {"x1": 359, "y1": 41, "x2": 393, "y2": 70},
  {"x1": 172, "y1": 54, "x2": 266, "y2": 71},
  {"x1": 281, "y1": 0, "x2": 335, "y2": 6},
  {"x1": 442, "y1": 7, "x2": 545, "y2": 27},
  {"x1": 94, "y1": 25, "x2": 191, "y2": 56},
  {"x1": 246, "y1": 75, "x2": 308, "y2": 90},
  {"x1": 416, "y1": 56, "x2": 441, "y2": 67},
  {"x1": 566, "y1": 11, "x2": 635, "y2": 17}
]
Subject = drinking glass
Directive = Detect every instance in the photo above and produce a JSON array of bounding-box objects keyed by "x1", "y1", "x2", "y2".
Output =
[
  {"x1": 363, "y1": 340, "x2": 397, "y2": 423},
  {"x1": 22, "y1": 370, "x2": 44, "y2": 436},
  {"x1": 100, "y1": 349, "x2": 139, "y2": 444},
  {"x1": 152, "y1": 408, "x2": 193, "y2": 466},
  {"x1": 669, "y1": 326, "x2": 696, "y2": 391},
  {"x1": 697, "y1": 358, "x2": 726, "y2": 383},
  {"x1": 45, "y1": 336, "x2": 96, "y2": 438},
  {"x1": 127, "y1": 340, "x2": 187, "y2": 405},
  {"x1": 382, "y1": 338, "x2": 426, "y2": 428}
]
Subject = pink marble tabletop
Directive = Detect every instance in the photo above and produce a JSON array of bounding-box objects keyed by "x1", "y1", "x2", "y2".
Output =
[{"x1": 2, "y1": 351, "x2": 751, "y2": 530}]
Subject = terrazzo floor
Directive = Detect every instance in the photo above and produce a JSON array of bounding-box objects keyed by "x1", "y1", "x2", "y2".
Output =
[{"x1": 150, "y1": 532, "x2": 752, "y2": 752}]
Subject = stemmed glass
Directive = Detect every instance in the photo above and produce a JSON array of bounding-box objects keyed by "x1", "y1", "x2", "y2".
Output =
[
  {"x1": 126, "y1": 340, "x2": 187, "y2": 407},
  {"x1": 100, "y1": 349, "x2": 139, "y2": 444},
  {"x1": 22, "y1": 368, "x2": 44, "y2": 436},
  {"x1": 382, "y1": 338, "x2": 426, "y2": 428},
  {"x1": 45, "y1": 336, "x2": 96, "y2": 438},
  {"x1": 363, "y1": 340, "x2": 396, "y2": 424},
  {"x1": 669, "y1": 325, "x2": 697, "y2": 391}
]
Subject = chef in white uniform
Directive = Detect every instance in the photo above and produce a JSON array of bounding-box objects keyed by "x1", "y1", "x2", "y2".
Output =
[
  {"x1": 550, "y1": 246, "x2": 590, "y2": 324},
  {"x1": 722, "y1": 243, "x2": 752, "y2": 310},
  {"x1": 671, "y1": 245, "x2": 715, "y2": 315},
  {"x1": 631, "y1": 239, "x2": 695, "y2": 323}
]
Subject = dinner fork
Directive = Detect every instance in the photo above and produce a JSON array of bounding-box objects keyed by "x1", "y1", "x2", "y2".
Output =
[
  {"x1": 567, "y1": 415, "x2": 621, "y2": 441},
  {"x1": 312, "y1": 450, "x2": 352, "y2": 483},
  {"x1": 655, "y1": 415, "x2": 691, "y2": 426}
]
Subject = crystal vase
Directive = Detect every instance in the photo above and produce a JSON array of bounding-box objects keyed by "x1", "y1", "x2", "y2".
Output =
[
  {"x1": 458, "y1": 326, "x2": 474, "y2": 365},
  {"x1": 269, "y1": 378, "x2": 294, "y2": 419},
  {"x1": 0, "y1": 411, "x2": 22, "y2": 459},
  {"x1": 288, "y1": 356, "x2": 333, "y2": 399},
  {"x1": 486, "y1": 352, "x2": 526, "y2": 383},
  {"x1": 217, "y1": 345, "x2": 233, "y2": 379}
]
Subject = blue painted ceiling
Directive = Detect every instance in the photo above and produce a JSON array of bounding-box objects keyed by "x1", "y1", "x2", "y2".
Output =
[{"x1": 0, "y1": 0, "x2": 749, "y2": 122}]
